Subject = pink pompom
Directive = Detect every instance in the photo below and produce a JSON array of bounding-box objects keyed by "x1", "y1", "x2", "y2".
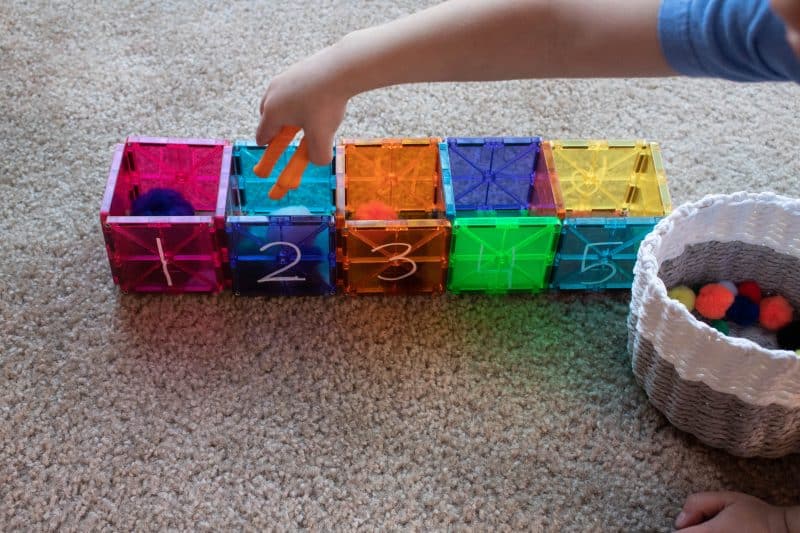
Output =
[{"x1": 353, "y1": 200, "x2": 398, "y2": 221}]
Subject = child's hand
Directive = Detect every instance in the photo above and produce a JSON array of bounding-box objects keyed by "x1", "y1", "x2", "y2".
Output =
[
  {"x1": 675, "y1": 492, "x2": 792, "y2": 532},
  {"x1": 772, "y1": 0, "x2": 800, "y2": 55},
  {"x1": 255, "y1": 44, "x2": 350, "y2": 166}
]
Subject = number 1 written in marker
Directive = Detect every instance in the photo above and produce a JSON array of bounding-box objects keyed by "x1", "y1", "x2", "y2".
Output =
[{"x1": 156, "y1": 237, "x2": 173, "y2": 287}]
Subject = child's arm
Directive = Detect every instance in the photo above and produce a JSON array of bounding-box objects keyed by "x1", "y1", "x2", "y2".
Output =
[
  {"x1": 675, "y1": 491, "x2": 799, "y2": 532},
  {"x1": 255, "y1": 0, "x2": 800, "y2": 187},
  {"x1": 255, "y1": 0, "x2": 669, "y2": 164},
  {"x1": 323, "y1": 0, "x2": 670, "y2": 86}
]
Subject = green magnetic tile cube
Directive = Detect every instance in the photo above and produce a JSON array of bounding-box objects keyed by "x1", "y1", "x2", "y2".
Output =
[{"x1": 447, "y1": 215, "x2": 561, "y2": 294}]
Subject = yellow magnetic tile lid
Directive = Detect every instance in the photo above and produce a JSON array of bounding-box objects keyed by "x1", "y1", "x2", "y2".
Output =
[{"x1": 545, "y1": 140, "x2": 672, "y2": 217}]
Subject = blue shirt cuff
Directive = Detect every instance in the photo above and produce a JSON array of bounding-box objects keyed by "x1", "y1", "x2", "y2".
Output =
[
  {"x1": 658, "y1": 0, "x2": 800, "y2": 82},
  {"x1": 659, "y1": 0, "x2": 706, "y2": 77}
]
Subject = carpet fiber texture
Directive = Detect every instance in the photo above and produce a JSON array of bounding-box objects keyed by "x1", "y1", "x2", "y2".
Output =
[{"x1": 2, "y1": 1, "x2": 800, "y2": 530}]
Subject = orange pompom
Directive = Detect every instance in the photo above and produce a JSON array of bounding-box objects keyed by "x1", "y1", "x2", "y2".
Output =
[
  {"x1": 353, "y1": 200, "x2": 398, "y2": 221},
  {"x1": 760, "y1": 295, "x2": 794, "y2": 331},
  {"x1": 695, "y1": 283, "x2": 735, "y2": 320}
]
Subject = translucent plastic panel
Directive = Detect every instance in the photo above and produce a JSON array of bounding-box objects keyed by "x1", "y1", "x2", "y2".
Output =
[
  {"x1": 107, "y1": 137, "x2": 227, "y2": 215},
  {"x1": 550, "y1": 217, "x2": 660, "y2": 290},
  {"x1": 338, "y1": 139, "x2": 445, "y2": 220},
  {"x1": 337, "y1": 220, "x2": 451, "y2": 295},
  {"x1": 231, "y1": 141, "x2": 335, "y2": 216},
  {"x1": 105, "y1": 221, "x2": 224, "y2": 293},
  {"x1": 227, "y1": 217, "x2": 335, "y2": 296},
  {"x1": 448, "y1": 216, "x2": 561, "y2": 294},
  {"x1": 446, "y1": 137, "x2": 539, "y2": 212},
  {"x1": 542, "y1": 140, "x2": 672, "y2": 217}
]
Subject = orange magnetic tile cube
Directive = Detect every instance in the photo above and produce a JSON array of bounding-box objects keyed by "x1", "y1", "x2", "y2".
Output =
[
  {"x1": 335, "y1": 138, "x2": 451, "y2": 295},
  {"x1": 338, "y1": 221, "x2": 450, "y2": 295},
  {"x1": 337, "y1": 138, "x2": 445, "y2": 222}
]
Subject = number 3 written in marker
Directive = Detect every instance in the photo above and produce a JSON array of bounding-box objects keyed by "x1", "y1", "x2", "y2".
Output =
[{"x1": 371, "y1": 242, "x2": 417, "y2": 281}]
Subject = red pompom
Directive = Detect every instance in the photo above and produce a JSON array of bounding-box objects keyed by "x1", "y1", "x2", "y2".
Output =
[
  {"x1": 695, "y1": 283, "x2": 735, "y2": 320},
  {"x1": 760, "y1": 295, "x2": 794, "y2": 331},
  {"x1": 353, "y1": 200, "x2": 398, "y2": 221},
  {"x1": 737, "y1": 280, "x2": 762, "y2": 304}
]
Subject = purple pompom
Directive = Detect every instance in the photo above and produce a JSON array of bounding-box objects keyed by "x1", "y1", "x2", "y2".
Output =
[{"x1": 131, "y1": 188, "x2": 195, "y2": 216}]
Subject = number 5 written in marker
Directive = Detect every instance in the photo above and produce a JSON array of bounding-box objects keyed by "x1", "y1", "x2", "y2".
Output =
[{"x1": 580, "y1": 242, "x2": 622, "y2": 285}]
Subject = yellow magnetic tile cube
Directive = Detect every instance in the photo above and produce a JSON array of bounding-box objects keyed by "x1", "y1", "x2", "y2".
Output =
[{"x1": 542, "y1": 140, "x2": 672, "y2": 217}]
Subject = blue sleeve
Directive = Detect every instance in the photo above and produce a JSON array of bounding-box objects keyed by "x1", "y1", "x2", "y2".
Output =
[{"x1": 659, "y1": 0, "x2": 800, "y2": 82}]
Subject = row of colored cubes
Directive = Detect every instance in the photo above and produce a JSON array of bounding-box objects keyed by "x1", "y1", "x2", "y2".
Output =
[{"x1": 100, "y1": 136, "x2": 671, "y2": 295}]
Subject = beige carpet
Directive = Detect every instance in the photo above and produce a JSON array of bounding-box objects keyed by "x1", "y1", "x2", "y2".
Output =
[{"x1": 2, "y1": 0, "x2": 800, "y2": 530}]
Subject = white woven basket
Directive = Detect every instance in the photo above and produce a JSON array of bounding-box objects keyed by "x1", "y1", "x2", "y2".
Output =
[{"x1": 629, "y1": 192, "x2": 800, "y2": 457}]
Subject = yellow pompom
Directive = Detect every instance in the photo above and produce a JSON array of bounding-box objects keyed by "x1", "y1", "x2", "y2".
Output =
[{"x1": 668, "y1": 285, "x2": 696, "y2": 311}]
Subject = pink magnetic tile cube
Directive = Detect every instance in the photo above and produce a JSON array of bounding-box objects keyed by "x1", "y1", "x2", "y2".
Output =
[{"x1": 100, "y1": 136, "x2": 231, "y2": 293}]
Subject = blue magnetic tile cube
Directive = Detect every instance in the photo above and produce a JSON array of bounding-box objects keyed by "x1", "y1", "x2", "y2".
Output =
[
  {"x1": 445, "y1": 137, "x2": 540, "y2": 213},
  {"x1": 226, "y1": 140, "x2": 336, "y2": 296},
  {"x1": 232, "y1": 140, "x2": 335, "y2": 215},
  {"x1": 550, "y1": 217, "x2": 660, "y2": 290},
  {"x1": 226, "y1": 216, "x2": 336, "y2": 296}
]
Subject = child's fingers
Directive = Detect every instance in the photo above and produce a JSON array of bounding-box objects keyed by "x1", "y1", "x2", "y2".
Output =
[
  {"x1": 259, "y1": 93, "x2": 267, "y2": 116},
  {"x1": 255, "y1": 114, "x2": 285, "y2": 148},
  {"x1": 268, "y1": 137, "x2": 309, "y2": 200},
  {"x1": 674, "y1": 518, "x2": 718, "y2": 533},
  {"x1": 253, "y1": 126, "x2": 301, "y2": 178},
  {"x1": 304, "y1": 129, "x2": 335, "y2": 166},
  {"x1": 675, "y1": 492, "x2": 738, "y2": 529}
]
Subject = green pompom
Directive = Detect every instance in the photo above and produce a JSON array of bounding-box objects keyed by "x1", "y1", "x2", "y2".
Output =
[{"x1": 710, "y1": 319, "x2": 730, "y2": 335}]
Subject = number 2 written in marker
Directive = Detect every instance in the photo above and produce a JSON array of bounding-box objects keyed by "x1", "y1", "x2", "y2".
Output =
[{"x1": 257, "y1": 241, "x2": 307, "y2": 283}]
